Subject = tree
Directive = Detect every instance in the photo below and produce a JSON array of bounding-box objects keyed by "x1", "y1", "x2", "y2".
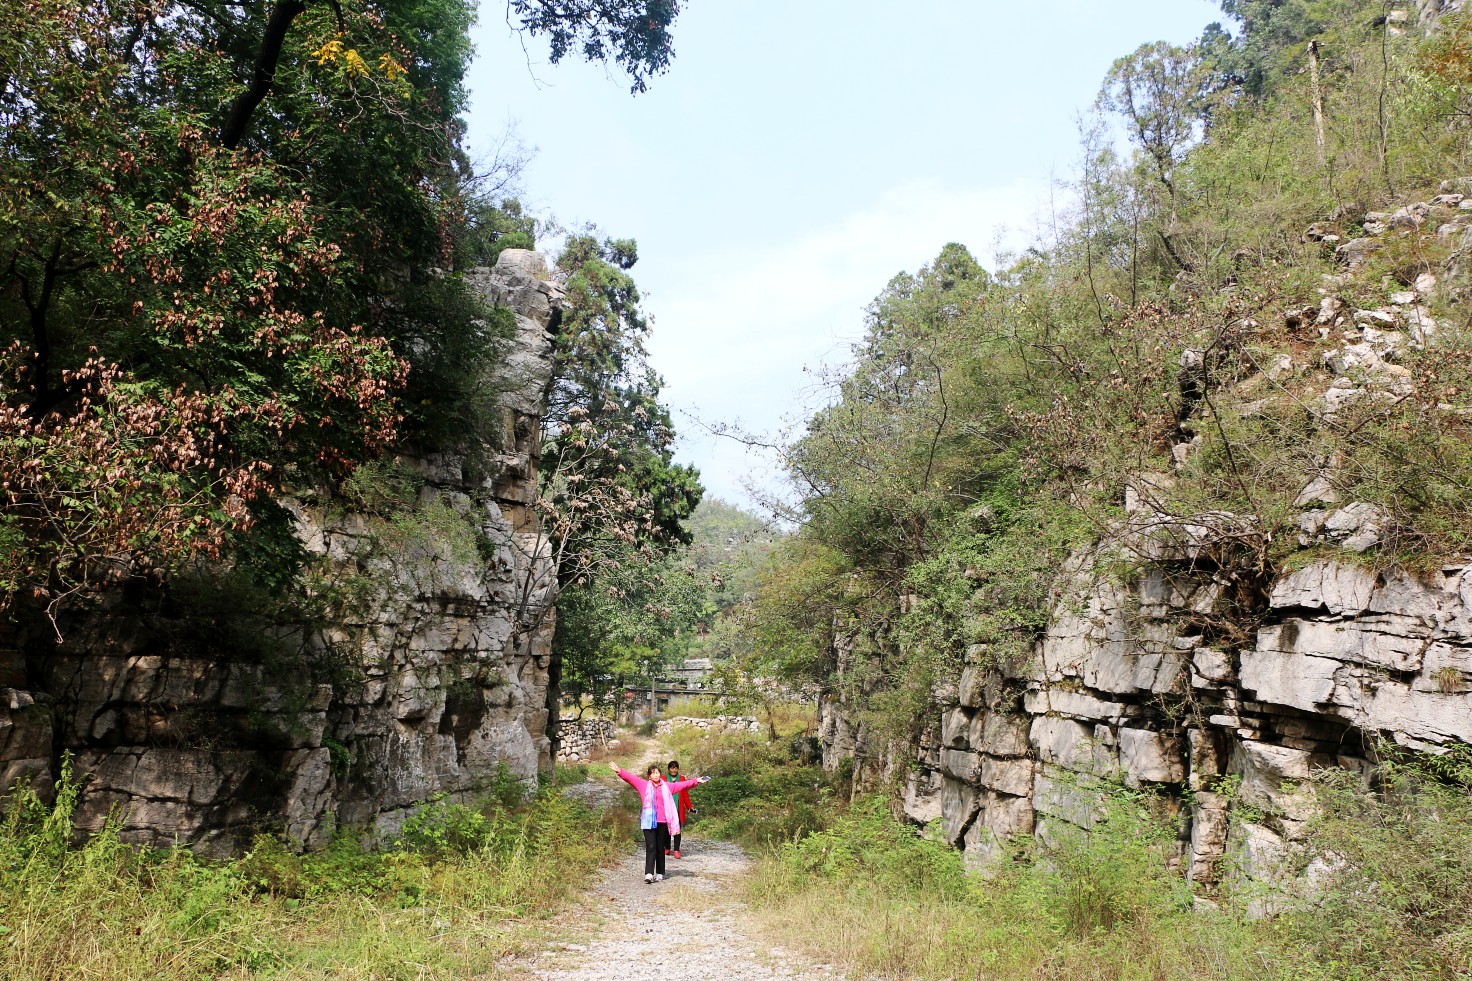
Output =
[
  {"x1": 1098, "y1": 42, "x2": 1210, "y2": 206},
  {"x1": 1209, "y1": 0, "x2": 1371, "y2": 97},
  {"x1": 784, "y1": 243, "x2": 992, "y2": 573},
  {"x1": 1097, "y1": 41, "x2": 1219, "y2": 274},
  {"x1": 507, "y1": 0, "x2": 683, "y2": 93},
  {"x1": 555, "y1": 553, "x2": 708, "y2": 717},
  {"x1": 531, "y1": 233, "x2": 702, "y2": 601},
  {"x1": 685, "y1": 497, "x2": 780, "y2": 613},
  {"x1": 517, "y1": 234, "x2": 701, "y2": 730},
  {"x1": 1, "y1": 1, "x2": 415, "y2": 623},
  {"x1": 1, "y1": 0, "x2": 690, "y2": 625}
]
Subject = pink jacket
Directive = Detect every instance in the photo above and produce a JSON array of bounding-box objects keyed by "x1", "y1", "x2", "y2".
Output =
[{"x1": 616, "y1": 769, "x2": 701, "y2": 832}]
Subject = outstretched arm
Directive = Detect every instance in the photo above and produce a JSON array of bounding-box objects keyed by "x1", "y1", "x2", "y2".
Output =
[
  {"x1": 668, "y1": 776, "x2": 710, "y2": 792},
  {"x1": 610, "y1": 764, "x2": 644, "y2": 791}
]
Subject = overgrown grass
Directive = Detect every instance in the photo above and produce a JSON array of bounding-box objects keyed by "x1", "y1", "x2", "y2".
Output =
[
  {"x1": 746, "y1": 796, "x2": 1265, "y2": 981},
  {"x1": 661, "y1": 695, "x2": 725, "y2": 718},
  {"x1": 661, "y1": 697, "x2": 817, "y2": 742},
  {"x1": 0, "y1": 760, "x2": 631, "y2": 979},
  {"x1": 743, "y1": 768, "x2": 1472, "y2": 981},
  {"x1": 658, "y1": 725, "x2": 836, "y2": 851}
]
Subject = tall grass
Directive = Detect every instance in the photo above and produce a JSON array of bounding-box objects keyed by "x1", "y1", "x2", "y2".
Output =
[
  {"x1": 744, "y1": 771, "x2": 1472, "y2": 981},
  {"x1": 658, "y1": 727, "x2": 838, "y2": 851},
  {"x1": 0, "y1": 759, "x2": 631, "y2": 979}
]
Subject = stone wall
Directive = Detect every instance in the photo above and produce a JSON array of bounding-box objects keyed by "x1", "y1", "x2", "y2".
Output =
[
  {"x1": 654, "y1": 715, "x2": 763, "y2": 737},
  {"x1": 0, "y1": 249, "x2": 565, "y2": 855},
  {"x1": 556, "y1": 718, "x2": 617, "y2": 761}
]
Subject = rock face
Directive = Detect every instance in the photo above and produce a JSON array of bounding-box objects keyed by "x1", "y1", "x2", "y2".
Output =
[
  {"x1": 824, "y1": 552, "x2": 1472, "y2": 888},
  {"x1": 0, "y1": 250, "x2": 566, "y2": 855},
  {"x1": 817, "y1": 182, "x2": 1472, "y2": 893}
]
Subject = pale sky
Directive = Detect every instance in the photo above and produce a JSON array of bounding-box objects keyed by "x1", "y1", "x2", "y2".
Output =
[{"x1": 464, "y1": 1, "x2": 1224, "y2": 509}]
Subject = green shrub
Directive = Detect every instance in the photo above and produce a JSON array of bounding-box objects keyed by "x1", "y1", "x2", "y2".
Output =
[
  {"x1": 396, "y1": 795, "x2": 493, "y2": 858},
  {"x1": 775, "y1": 796, "x2": 967, "y2": 899},
  {"x1": 0, "y1": 760, "x2": 625, "y2": 979},
  {"x1": 1285, "y1": 762, "x2": 1472, "y2": 980},
  {"x1": 657, "y1": 726, "x2": 838, "y2": 850}
]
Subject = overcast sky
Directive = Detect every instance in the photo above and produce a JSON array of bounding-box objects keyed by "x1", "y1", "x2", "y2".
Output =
[{"x1": 463, "y1": 1, "x2": 1224, "y2": 510}]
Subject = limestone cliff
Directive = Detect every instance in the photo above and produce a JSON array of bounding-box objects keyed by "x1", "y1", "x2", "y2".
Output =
[
  {"x1": 0, "y1": 249, "x2": 564, "y2": 855},
  {"x1": 820, "y1": 187, "x2": 1472, "y2": 893}
]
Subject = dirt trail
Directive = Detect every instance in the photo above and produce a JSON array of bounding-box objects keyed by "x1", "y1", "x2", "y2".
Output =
[
  {"x1": 513, "y1": 836, "x2": 847, "y2": 981},
  {"x1": 508, "y1": 750, "x2": 852, "y2": 981}
]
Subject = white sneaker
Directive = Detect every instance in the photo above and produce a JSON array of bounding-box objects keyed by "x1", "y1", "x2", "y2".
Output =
[
  {"x1": 655, "y1": 873, "x2": 664, "y2": 881},
  {"x1": 644, "y1": 873, "x2": 654, "y2": 883}
]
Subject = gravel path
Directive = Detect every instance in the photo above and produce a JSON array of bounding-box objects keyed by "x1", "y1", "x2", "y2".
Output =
[{"x1": 516, "y1": 835, "x2": 848, "y2": 981}]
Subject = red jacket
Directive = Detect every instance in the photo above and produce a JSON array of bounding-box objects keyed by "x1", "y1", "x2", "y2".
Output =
[{"x1": 669, "y1": 774, "x2": 693, "y2": 822}]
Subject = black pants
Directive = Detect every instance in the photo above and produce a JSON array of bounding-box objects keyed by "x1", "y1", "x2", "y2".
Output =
[
  {"x1": 643, "y1": 823, "x2": 669, "y2": 875},
  {"x1": 671, "y1": 831, "x2": 681, "y2": 853}
]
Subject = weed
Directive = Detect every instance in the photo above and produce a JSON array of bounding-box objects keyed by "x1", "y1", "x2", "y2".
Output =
[{"x1": 0, "y1": 762, "x2": 625, "y2": 979}]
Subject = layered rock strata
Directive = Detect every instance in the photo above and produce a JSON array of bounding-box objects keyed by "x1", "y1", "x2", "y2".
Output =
[
  {"x1": 823, "y1": 553, "x2": 1472, "y2": 890},
  {"x1": 0, "y1": 249, "x2": 565, "y2": 855}
]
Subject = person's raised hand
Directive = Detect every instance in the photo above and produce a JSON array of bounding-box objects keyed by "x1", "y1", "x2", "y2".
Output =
[
  {"x1": 698, "y1": 776, "x2": 711, "y2": 783},
  {"x1": 608, "y1": 762, "x2": 620, "y2": 774}
]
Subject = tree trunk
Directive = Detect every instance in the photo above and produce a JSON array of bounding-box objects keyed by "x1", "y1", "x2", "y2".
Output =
[
  {"x1": 219, "y1": 0, "x2": 308, "y2": 149},
  {"x1": 1308, "y1": 40, "x2": 1327, "y2": 165}
]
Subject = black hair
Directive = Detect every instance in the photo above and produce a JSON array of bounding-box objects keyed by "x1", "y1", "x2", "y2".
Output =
[
  {"x1": 646, "y1": 763, "x2": 662, "y2": 777},
  {"x1": 667, "y1": 759, "x2": 680, "y2": 770}
]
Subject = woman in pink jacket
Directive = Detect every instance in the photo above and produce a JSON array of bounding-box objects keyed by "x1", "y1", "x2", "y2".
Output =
[{"x1": 609, "y1": 762, "x2": 709, "y2": 883}]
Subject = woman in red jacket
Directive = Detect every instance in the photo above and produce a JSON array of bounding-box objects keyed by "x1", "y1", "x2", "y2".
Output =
[{"x1": 666, "y1": 759, "x2": 695, "y2": 858}]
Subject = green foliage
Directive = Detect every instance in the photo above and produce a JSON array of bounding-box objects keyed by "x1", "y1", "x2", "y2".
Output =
[
  {"x1": 659, "y1": 728, "x2": 838, "y2": 850},
  {"x1": 685, "y1": 496, "x2": 782, "y2": 613},
  {"x1": 556, "y1": 553, "x2": 712, "y2": 713},
  {"x1": 544, "y1": 233, "x2": 703, "y2": 568},
  {"x1": 0, "y1": 0, "x2": 694, "y2": 618},
  {"x1": 396, "y1": 795, "x2": 495, "y2": 858},
  {"x1": 1292, "y1": 761, "x2": 1472, "y2": 979},
  {"x1": 508, "y1": 0, "x2": 684, "y2": 93},
  {"x1": 748, "y1": 786, "x2": 1263, "y2": 981},
  {"x1": 0, "y1": 763, "x2": 625, "y2": 979},
  {"x1": 776, "y1": 797, "x2": 968, "y2": 899},
  {"x1": 0, "y1": 0, "x2": 479, "y2": 615},
  {"x1": 1210, "y1": 0, "x2": 1376, "y2": 96},
  {"x1": 544, "y1": 233, "x2": 705, "y2": 718},
  {"x1": 744, "y1": 0, "x2": 1472, "y2": 747}
]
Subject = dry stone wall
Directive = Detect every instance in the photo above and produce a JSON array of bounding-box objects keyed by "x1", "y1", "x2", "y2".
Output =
[
  {"x1": 655, "y1": 716, "x2": 762, "y2": 737},
  {"x1": 0, "y1": 249, "x2": 565, "y2": 855},
  {"x1": 556, "y1": 718, "x2": 617, "y2": 761}
]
